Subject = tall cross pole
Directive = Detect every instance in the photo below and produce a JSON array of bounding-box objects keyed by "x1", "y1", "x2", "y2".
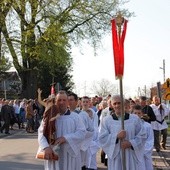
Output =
[
  {"x1": 111, "y1": 11, "x2": 127, "y2": 170},
  {"x1": 116, "y1": 12, "x2": 126, "y2": 170}
]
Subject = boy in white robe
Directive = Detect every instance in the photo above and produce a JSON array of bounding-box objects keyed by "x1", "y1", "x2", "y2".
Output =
[
  {"x1": 38, "y1": 91, "x2": 86, "y2": 170},
  {"x1": 99, "y1": 95, "x2": 147, "y2": 170},
  {"x1": 85, "y1": 108, "x2": 100, "y2": 170},
  {"x1": 79, "y1": 96, "x2": 94, "y2": 170},
  {"x1": 134, "y1": 104, "x2": 154, "y2": 170}
]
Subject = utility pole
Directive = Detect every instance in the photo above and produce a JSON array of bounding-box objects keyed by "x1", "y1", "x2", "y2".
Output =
[
  {"x1": 144, "y1": 85, "x2": 147, "y2": 97},
  {"x1": 160, "y1": 59, "x2": 165, "y2": 83},
  {"x1": 159, "y1": 60, "x2": 166, "y2": 104},
  {"x1": 138, "y1": 87, "x2": 141, "y2": 97}
]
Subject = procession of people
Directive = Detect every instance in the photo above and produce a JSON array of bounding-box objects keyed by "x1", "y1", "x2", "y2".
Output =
[
  {"x1": 34, "y1": 89, "x2": 169, "y2": 170},
  {"x1": 0, "y1": 87, "x2": 169, "y2": 170}
]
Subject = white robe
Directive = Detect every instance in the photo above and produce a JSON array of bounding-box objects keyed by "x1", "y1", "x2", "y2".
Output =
[
  {"x1": 150, "y1": 103, "x2": 169, "y2": 130},
  {"x1": 79, "y1": 110, "x2": 94, "y2": 151},
  {"x1": 142, "y1": 120, "x2": 154, "y2": 170},
  {"x1": 86, "y1": 109, "x2": 100, "y2": 169},
  {"x1": 38, "y1": 111, "x2": 86, "y2": 170},
  {"x1": 99, "y1": 114, "x2": 147, "y2": 170},
  {"x1": 99, "y1": 107, "x2": 112, "y2": 131},
  {"x1": 79, "y1": 110, "x2": 94, "y2": 167}
]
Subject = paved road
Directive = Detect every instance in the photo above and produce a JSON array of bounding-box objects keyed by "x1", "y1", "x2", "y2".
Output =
[
  {"x1": 152, "y1": 137, "x2": 170, "y2": 170},
  {"x1": 0, "y1": 127, "x2": 169, "y2": 170},
  {"x1": 0, "y1": 129, "x2": 44, "y2": 170}
]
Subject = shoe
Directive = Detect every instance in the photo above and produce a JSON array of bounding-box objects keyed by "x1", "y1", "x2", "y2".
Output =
[
  {"x1": 0, "y1": 129, "x2": 3, "y2": 133},
  {"x1": 81, "y1": 166, "x2": 86, "y2": 170},
  {"x1": 101, "y1": 159, "x2": 105, "y2": 163},
  {"x1": 5, "y1": 132, "x2": 11, "y2": 135},
  {"x1": 104, "y1": 158, "x2": 108, "y2": 166},
  {"x1": 27, "y1": 130, "x2": 34, "y2": 133},
  {"x1": 156, "y1": 149, "x2": 160, "y2": 152}
]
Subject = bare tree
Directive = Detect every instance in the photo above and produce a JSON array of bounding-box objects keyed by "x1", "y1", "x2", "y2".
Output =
[{"x1": 91, "y1": 79, "x2": 117, "y2": 97}]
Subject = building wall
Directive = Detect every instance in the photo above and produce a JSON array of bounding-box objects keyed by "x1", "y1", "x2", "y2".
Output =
[{"x1": 0, "y1": 71, "x2": 21, "y2": 99}]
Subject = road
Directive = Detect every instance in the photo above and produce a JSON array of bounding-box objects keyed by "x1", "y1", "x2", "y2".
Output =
[{"x1": 0, "y1": 129, "x2": 43, "y2": 170}]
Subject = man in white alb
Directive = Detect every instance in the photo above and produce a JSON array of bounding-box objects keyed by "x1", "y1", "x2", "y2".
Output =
[
  {"x1": 38, "y1": 90, "x2": 86, "y2": 170},
  {"x1": 99, "y1": 95, "x2": 147, "y2": 170},
  {"x1": 150, "y1": 95, "x2": 169, "y2": 151}
]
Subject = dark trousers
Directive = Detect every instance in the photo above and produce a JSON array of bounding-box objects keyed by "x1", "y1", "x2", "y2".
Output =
[
  {"x1": 0, "y1": 114, "x2": 1, "y2": 127},
  {"x1": 154, "y1": 130, "x2": 160, "y2": 150},
  {"x1": 161, "y1": 128, "x2": 167, "y2": 147},
  {"x1": 1, "y1": 119, "x2": 10, "y2": 133},
  {"x1": 82, "y1": 167, "x2": 96, "y2": 170},
  {"x1": 16, "y1": 114, "x2": 21, "y2": 129},
  {"x1": 154, "y1": 128, "x2": 168, "y2": 150},
  {"x1": 101, "y1": 149, "x2": 105, "y2": 163},
  {"x1": 82, "y1": 166, "x2": 86, "y2": 170},
  {"x1": 26, "y1": 117, "x2": 35, "y2": 132},
  {"x1": 101, "y1": 149, "x2": 107, "y2": 166}
]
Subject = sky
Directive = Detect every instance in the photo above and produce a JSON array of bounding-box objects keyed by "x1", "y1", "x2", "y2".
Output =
[{"x1": 71, "y1": 0, "x2": 170, "y2": 98}]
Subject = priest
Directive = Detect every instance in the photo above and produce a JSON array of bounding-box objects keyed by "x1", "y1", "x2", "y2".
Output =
[{"x1": 99, "y1": 95, "x2": 147, "y2": 170}]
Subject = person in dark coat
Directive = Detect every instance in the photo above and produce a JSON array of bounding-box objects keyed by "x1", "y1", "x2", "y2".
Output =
[
  {"x1": 139, "y1": 96, "x2": 156, "y2": 123},
  {"x1": 1, "y1": 100, "x2": 13, "y2": 134}
]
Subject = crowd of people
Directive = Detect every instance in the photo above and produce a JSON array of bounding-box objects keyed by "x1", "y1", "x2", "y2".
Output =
[
  {"x1": 0, "y1": 98, "x2": 41, "y2": 134},
  {"x1": 0, "y1": 90, "x2": 169, "y2": 170}
]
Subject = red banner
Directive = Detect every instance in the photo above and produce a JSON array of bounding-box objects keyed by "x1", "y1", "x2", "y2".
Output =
[
  {"x1": 111, "y1": 19, "x2": 127, "y2": 79},
  {"x1": 51, "y1": 85, "x2": 55, "y2": 95}
]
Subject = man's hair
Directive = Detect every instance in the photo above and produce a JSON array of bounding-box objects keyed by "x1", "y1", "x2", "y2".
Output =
[
  {"x1": 68, "y1": 92, "x2": 78, "y2": 101},
  {"x1": 82, "y1": 96, "x2": 90, "y2": 100},
  {"x1": 124, "y1": 99, "x2": 130, "y2": 105},
  {"x1": 57, "y1": 90, "x2": 68, "y2": 95},
  {"x1": 139, "y1": 96, "x2": 147, "y2": 101},
  {"x1": 134, "y1": 104, "x2": 142, "y2": 110},
  {"x1": 56, "y1": 90, "x2": 68, "y2": 99},
  {"x1": 111, "y1": 95, "x2": 125, "y2": 102}
]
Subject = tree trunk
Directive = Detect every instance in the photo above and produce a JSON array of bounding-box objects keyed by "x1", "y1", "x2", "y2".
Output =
[{"x1": 19, "y1": 69, "x2": 38, "y2": 99}]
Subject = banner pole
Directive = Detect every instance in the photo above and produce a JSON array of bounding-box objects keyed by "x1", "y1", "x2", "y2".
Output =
[
  {"x1": 111, "y1": 11, "x2": 128, "y2": 169},
  {"x1": 119, "y1": 77, "x2": 126, "y2": 170},
  {"x1": 116, "y1": 12, "x2": 126, "y2": 170}
]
